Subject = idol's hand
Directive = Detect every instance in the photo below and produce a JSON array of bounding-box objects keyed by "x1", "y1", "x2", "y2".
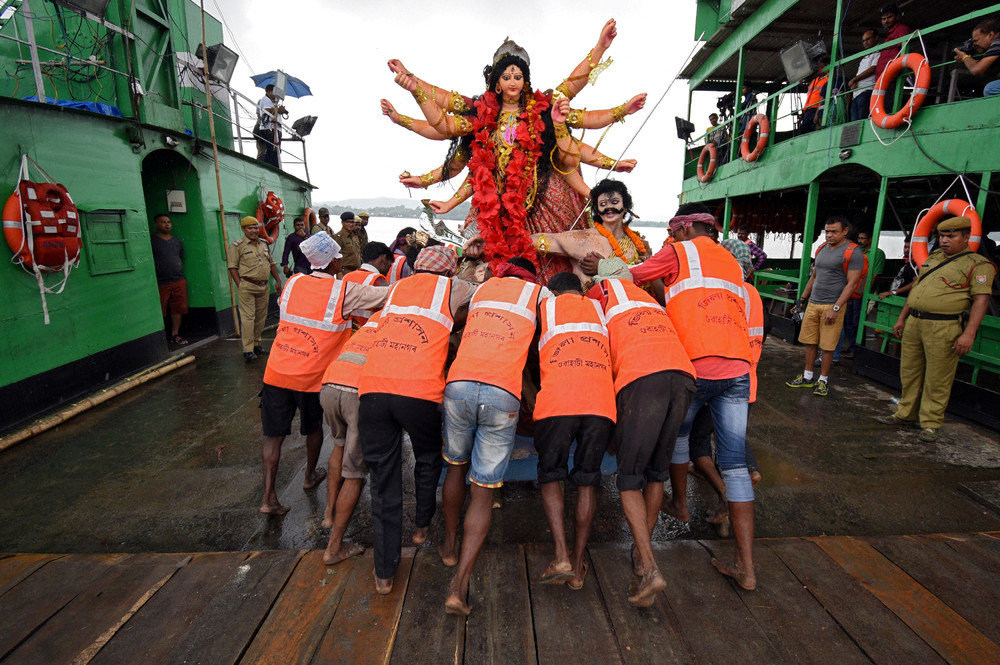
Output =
[
  {"x1": 387, "y1": 59, "x2": 411, "y2": 76},
  {"x1": 381, "y1": 99, "x2": 399, "y2": 122},
  {"x1": 394, "y1": 71, "x2": 417, "y2": 93},
  {"x1": 598, "y1": 19, "x2": 617, "y2": 51},
  {"x1": 626, "y1": 93, "x2": 647, "y2": 115},
  {"x1": 551, "y1": 97, "x2": 571, "y2": 124},
  {"x1": 614, "y1": 159, "x2": 637, "y2": 173},
  {"x1": 399, "y1": 173, "x2": 423, "y2": 188},
  {"x1": 463, "y1": 235, "x2": 485, "y2": 260}
]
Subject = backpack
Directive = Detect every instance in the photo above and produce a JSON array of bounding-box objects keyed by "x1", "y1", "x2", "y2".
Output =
[{"x1": 814, "y1": 242, "x2": 869, "y2": 300}]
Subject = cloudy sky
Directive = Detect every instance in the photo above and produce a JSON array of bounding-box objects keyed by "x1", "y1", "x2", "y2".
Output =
[{"x1": 207, "y1": 1, "x2": 715, "y2": 219}]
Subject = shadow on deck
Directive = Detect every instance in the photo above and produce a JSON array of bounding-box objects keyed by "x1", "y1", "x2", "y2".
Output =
[{"x1": 3, "y1": 532, "x2": 1000, "y2": 665}]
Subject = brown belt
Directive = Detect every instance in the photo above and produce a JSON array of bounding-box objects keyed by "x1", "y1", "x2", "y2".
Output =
[{"x1": 242, "y1": 278, "x2": 267, "y2": 286}]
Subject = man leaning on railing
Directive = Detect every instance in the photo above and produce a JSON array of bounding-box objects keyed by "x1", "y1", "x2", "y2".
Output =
[{"x1": 953, "y1": 16, "x2": 1000, "y2": 97}]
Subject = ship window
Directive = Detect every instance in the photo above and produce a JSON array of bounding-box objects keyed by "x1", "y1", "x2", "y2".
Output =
[{"x1": 81, "y1": 209, "x2": 134, "y2": 275}]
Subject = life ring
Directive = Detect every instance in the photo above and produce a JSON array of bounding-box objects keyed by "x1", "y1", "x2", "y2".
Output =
[
  {"x1": 870, "y1": 53, "x2": 931, "y2": 130},
  {"x1": 911, "y1": 199, "x2": 982, "y2": 266},
  {"x1": 740, "y1": 114, "x2": 769, "y2": 162},
  {"x1": 696, "y1": 144, "x2": 717, "y2": 182},
  {"x1": 3, "y1": 181, "x2": 81, "y2": 272},
  {"x1": 303, "y1": 207, "x2": 317, "y2": 231},
  {"x1": 256, "y1": 191, "x2": 284, "y2": 244}
]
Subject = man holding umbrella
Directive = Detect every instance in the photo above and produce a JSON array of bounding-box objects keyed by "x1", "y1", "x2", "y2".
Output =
[{"x1": 255, "y1": 84, "x2": 286, "y2": 168}]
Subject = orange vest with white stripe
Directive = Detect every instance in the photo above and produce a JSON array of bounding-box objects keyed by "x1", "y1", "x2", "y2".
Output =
[
  {"x1": 342, "y1": 268, "x2": 388, "y2": 326},
  {"x1": 746, "y1": 282, "x2": 765, "y2": 403},
  {"x1": 448, "y1": 276, "x2": 541, "y2": 399},
  {"x1": 358, "y1": 273, "x2": 454, "y2": 403},
  {"x1": 664, "y1": 237, "x2": 752, "y2": 364},
  {"x1": 598, "y1": 278, "x2": 696, "y2": 393},
  {"x1": 322, "y1": 320, "x2": 379, "y2": 390},
  {"x1": 263, "y1": 273, "x2": 353, "y2": 392},
  {"x1": 389, "y1": 254, "x2": 407, "y2": 284},
  {"x1": 805, "y1": 74, "x2": 827, "y2": 109},
  {"x1": 535, "y1": 294, "x2": 616, "y2": 422}
]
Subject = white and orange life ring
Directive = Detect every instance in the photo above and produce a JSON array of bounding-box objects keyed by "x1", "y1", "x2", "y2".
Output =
[
  {"x1": 870, "y1": 53, "x2": 932, "y2": 130},
  {"x1": 740, "y1": 114, "x2": 769, "y2": 162},
  {"x1": 3, "y1": 181, "x2": 81, "y2": 272},
  {"x1": 911, "y1": 199, "x2": 982, "y2": 265},
  {"x1": 256, "y1": 191, "x2": 285, "y2": 244},
  {"x1": 696, "y1": 143, "x2": 717, "y2": 183}
]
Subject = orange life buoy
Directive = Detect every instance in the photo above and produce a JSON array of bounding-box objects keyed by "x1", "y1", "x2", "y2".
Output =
[
  {"x1": 3, "y1": 181, "x2": 81, "y2": 272},
  {"x1": 740, "y1": 114, "x2": 769, "y2": 162},
  {"x1": 256, "y1": 191, "x2": 284, "y2": 244},
  {"x1": 870, "y1": 53, "x2": 931, "y2": 130},
  {"x1": 303, "y1": 207, "x2": 317, "y2": 231},
  {"x1": 911, "y1": 199, "x2": 982, "y2": 266},
  {"x1": 696, "y1": 143, "x2": 717, "y2": 183}
]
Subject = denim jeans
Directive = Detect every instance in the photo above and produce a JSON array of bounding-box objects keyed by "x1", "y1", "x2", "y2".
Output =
[
  {"x1": 442, "y1": 381, "x2": 520, "y2": 487},
  {"x1": 671, "y1": 374, "x2": 753, "y2": 502},
  {"x1": 985, "y1": 79, "x2": 1000, "y2": 97},
  {"x1": 850, "y1": 90, "x2": 872, "y2": 121}
]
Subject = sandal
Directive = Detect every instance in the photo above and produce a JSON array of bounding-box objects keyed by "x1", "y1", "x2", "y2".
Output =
[
  {"x1": 170, "y1": 335, "x2": 189, "y2": 345},
  {"x1": 568, "y1": 560, "x2": 588, "y2": 591}
]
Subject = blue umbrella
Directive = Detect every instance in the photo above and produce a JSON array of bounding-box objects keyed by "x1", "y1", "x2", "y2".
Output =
[{"x1": 250, "y1": 71, "x2": 313, "y2": 98}]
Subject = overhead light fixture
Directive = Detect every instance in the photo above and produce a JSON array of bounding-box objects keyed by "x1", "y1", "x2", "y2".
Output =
[
  {"x1": 49, "y1": 0, "x2": 112, "y2": 19},
  {"x1": 195, "y1": 43, "x2": 239, "y2": 85},
  {"x1": 675, "y1": 117, "x2": 696, "y2": 142}
]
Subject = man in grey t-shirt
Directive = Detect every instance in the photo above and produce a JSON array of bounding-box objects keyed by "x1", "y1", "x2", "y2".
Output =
[{"x1": 786, "y1": 217, "x2": 864, "y2": 396}]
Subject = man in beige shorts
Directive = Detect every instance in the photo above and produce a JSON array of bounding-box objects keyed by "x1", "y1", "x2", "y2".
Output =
[{"x1": 786, "y1": 217, "x2": 864, "y2": 396}]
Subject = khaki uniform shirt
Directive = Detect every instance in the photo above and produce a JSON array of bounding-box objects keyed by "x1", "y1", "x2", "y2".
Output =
[
  {"x1": 354, "y1": 226, "x2": 369, "y2": 248},
  {"x1": 227, "y1": 236, "x2": 275, "y2": 282},
  {"x1": 906, "y1": 249, "x2": 996, "y2": 315},
  {"x1": 310, "y1": 221, "x2": 335, "y2": 238},
  {"x1": 333, "y1": 227, "x2": 362, "y2": 273}
]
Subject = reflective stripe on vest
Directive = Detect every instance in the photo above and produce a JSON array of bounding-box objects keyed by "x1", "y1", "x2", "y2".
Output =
[
  {"x1": 382, "y1": 275, "x2": 454, "y2": 331},
  {"x1": 604, "y1": 278, "x2": 663, "y2": 320},
  {"x1": 468, "y1": 280, "x2": 538, "y2": 323},
  {"x1": 665, "y1": 240, "x2": 751, "y2": 322},
  {"x1": 538, "y1": 297, "x2": 606, "y2": 349},
  {"x1": 279, "y1": 273, "x2": 351, "y2": 333},
  {"x1": 748, "y1": 326, "x2": 764, "y2": 336},
  {"x1": 343, "y1": 269, "x2": 387, "y2": 321},
  {"x1": 389, "y1": 255, "x2": 406, "y2": 284}
]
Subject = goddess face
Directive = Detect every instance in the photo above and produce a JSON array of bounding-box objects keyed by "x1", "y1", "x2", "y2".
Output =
[
  {"x1": 497, "y1": 65, "x2": 525, "y2": 101},
  {"x1": 596, "y1": 191, "x2": 625, "y2": 224}
]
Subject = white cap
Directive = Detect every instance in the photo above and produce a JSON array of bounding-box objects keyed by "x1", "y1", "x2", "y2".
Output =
[{"x1": 301, "y1": 233, "x2": 343, "y2": 270}]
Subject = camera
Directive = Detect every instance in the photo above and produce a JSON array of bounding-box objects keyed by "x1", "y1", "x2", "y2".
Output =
[
  {"x1": 716, "y1": 92, "x2": 735, "y2": 119},
  {"x1": 957, "y1": 38, "x2": 978, "y2": 54}
]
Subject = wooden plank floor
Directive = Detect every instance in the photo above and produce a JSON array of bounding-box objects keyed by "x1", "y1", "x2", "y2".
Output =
[{"x1": 3, "y1": 533, "x2": 1000, "y2": 665}]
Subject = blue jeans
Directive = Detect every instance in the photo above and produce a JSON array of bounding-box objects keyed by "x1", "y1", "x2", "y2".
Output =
[
  {"x1": 442, "y1": 381, "x2": 520, "y2": 487},
  {"x1": 985, "y1": 79, "x2": 1000, "y2": 96},
  {"x1": 671, "y1": 374, "x2": 753, "y2": 502},
  {"x1": 850, "y1": 90, "x2": 872, "y2": 121}
]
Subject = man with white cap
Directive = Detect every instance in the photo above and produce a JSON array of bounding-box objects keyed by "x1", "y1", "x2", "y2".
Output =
[
  {"x1": 228, "y1": 216, "x2": 283, "y2": 361},
  {"x1": 258, "y1": 233, "x2": 389, "y2": 516}
]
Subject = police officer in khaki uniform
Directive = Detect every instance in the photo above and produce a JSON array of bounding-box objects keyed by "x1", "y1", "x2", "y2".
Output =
[
  {"x1": 227, "y1": 216, "x2": 283, "y2": 361},
  {"x1": 880, "y1": 216, "x2": 996, "y2": 441},
  {"x1": 333, "y1": 211, "x2": 362, "y2": 276},
  {"x1": 356, "y1": 211, "x2": 370, "y2": 247}
]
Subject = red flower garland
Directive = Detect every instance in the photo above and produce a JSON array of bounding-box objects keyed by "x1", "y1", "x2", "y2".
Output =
[{"x1": 469, "y1": 90, "x2": 549, "y2": 271}]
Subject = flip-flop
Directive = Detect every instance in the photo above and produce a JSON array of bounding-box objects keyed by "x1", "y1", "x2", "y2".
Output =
[
  {"x1": 539, "y1": 566, "x2": 575, "y2": 584},
  {"x1": 303, "y1": 466, "x2": 327, "y2": 490},
  {"x1": 170, "y1": 335, "x2": 189, "y2": 345},
  {"x1": 568, "y1": 560, "x2": 588, "y2": 591}
]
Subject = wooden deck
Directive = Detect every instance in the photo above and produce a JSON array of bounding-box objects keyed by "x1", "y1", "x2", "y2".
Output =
[{"x1": 2, "y1": 533, "x2": 1000, "y2": 665}]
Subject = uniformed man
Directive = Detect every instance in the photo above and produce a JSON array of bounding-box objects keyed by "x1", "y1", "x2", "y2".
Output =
[
  {"x1": 880, "y1": 216, "x2": 996, "y2": 441},
  {"x1": 227, "y1": 216, "x2": 283, "y2": 361},
  {"x1": 311, "y1": 207, "x2": 335, "y2": 238},
  {"x1": 356, "y1": 211, "x2": 370, "y2": 247},
  {"x1": 333, "y1": 211, "x2": 362, "y2": 276}
]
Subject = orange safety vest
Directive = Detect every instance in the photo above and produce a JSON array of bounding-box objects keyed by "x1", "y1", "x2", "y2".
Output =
[
  {"x1": 447, "y1": 276, "x2": 541, "y2": 399},
  {"x1": 805, "y1": 74, "x2": 828, "y2": 109},
  {"x1": 322, "y1": 320, "x2": 379, "y2": 389},
  {"x1": 746, "y1": 282, "x2": 765, "y2": 403},
  {"x1": 388, "y1": 254, "x2": 407, "y2": 284},
  {"x1": 664, "y1": 237, "x2": 752, "y2": 363},
  {"x1": 598, "y1": 278, "x2": 696, "y2": 393},
  {"x1": 358, "y1": 273, "x2": 454, "y2": 403},
  {"x1": 341, "y1": 267, "x2": 388, "y2": 326},
  {"x1": 263, "y1": 273, "x2": 353, "y2": 392},
  {"x1": 535, "y1": 294, "x2": 616, "y2": 422}
]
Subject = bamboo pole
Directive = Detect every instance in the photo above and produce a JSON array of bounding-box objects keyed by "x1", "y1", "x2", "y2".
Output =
[
  {"x1": 0, "y1": 356, "x2": 196, "y2": 452},
  {"x1": 200, "y1": 0, "x2": 240, "y2": 335}
]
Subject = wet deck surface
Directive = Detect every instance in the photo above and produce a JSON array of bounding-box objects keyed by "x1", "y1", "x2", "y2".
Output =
[{"x1": 2, "y1": 532, "x2": 1000, "y2": 664}]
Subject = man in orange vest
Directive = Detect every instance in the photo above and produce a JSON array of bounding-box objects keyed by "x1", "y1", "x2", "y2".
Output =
[
  {"x1": 800, "y1": 55, "x2": 831, "y2": 133},
  {"x1": 358, "y1": 245, "x2": 477, "y2": 595},
  {"x1": 588, "y1": 258, "x2": 696, "y2": 606},
  {"x1": 439, "y1": 257, "x2": 544, "y2": 615},
  {"x1": 259, "y1": 233, "x2": 389, "y2": 516},
  {"x1": 630, "y1": 204, "x2": 757, "y2": 590},
  {"x1": 341, "y1": 241, "x2": 393, "y2": 327},
  {"x1": 533, "y1": 271, "x2": 616, "y2": 593}
]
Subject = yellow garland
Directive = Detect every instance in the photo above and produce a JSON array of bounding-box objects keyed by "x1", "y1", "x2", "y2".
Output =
[{"x1": 594, "y1": 222, "x2": 646, "y2": 263}]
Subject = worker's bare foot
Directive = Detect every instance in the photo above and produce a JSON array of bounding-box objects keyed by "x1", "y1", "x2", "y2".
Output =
[
  {"x1": 438, "y1": 543, "x2": 458, "y2": 567},
  {"x1": 631, "y1": 545, "x2": 645, "y2": 577},
  {"x1": 321, "y1": 514, "x2": 334, "y2": 529},
  {"x1": 323, "y1": 542, "x2": 364, "y2": 565},
  {"x1": 706, "y1": 507, "x2": 728, "y2": 524},
  {"x1": 260, "y1": 502, "x2": 289, "y2": 516},
  {"x1": 373, "y1": 570, "x2": 393, "y2": 595},
  {"x1": 712, "y1": 557, "x2": 756, "y2": 590},
  {"x1": 661, "y1": 496, "x2": 690, "y2": 522},
  {"x1": 750, "y1": 470, "x2": 763, "y2": 488},
  {"x1": 303, "y1": 467, "x2": 327, "y2": 490},
  {"x1": 539, "y1": 559, "x2": 574, "y2": 584},
  {"x1": 628, "y1": 568, "x2": 667, "y2": 607},
  {"x1": 412, "y1": 526, "x2": 429, "y2": 544},
  {"x1": 444, "y1": 592, "x2": 471, "y2": 615}
]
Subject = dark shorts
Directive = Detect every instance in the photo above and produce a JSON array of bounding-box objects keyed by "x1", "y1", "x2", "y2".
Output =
[
  {"x1": 158, "y1": 279, "x2": 188, "y2": 316},
  {"x1": 533, "y1": 415, "x2": 614, "y2": 487},
  {"x1": 260, "y1": 383, "x2": 323, "y2": 437},
  {"x1": 614, "y1": 371, "x2": 695, "y2": 491}
]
